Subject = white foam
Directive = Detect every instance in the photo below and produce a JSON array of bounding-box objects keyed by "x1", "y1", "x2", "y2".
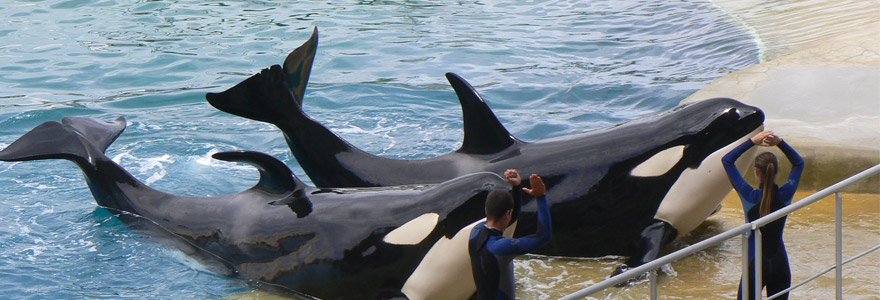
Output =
[
  {"x1": 660, "y1": 263, "x2": 677, "y2": 277},
  {"x1": 112, "y1": 151, "x2": 174, "y2": 185},
  {"x1": 193, "y1": 148, "x2": 221, "y2": 167},
  {"x1": 143, "y1": 155, "x2": 173, "y2": 185}
]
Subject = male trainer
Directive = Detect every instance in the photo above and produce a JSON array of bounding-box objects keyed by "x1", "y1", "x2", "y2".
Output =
[{"x1": 469, "y1": 169, "x2": 552, "y2": 300}]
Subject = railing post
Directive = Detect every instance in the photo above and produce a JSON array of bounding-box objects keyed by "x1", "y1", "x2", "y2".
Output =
[
  {"x1": 835, "y1": 192, "x2": 843, "y2": 300},
  {"x1": 742, "y1": 232, "x2": 750, "y2": 300},
  {"x1": 755, "y1": 228, "x2": 762, "y2": 300},
  {"x1": 650, "y1": 270, "x2": 658, "y2": 300}
]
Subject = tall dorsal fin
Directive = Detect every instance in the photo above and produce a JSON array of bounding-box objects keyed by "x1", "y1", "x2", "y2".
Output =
[
  {"x1": 282, "y1": 27, "x2": 318, "y2": 108},
  {"x1": 212, "y1": 150, "x2": 305, "y2": 194},
  {"x1": 62, "y1": 116, "x2": 126, "y2": 153},
  {"x1": 446, "y1": 73, "x2": 516, "y2": 154}
]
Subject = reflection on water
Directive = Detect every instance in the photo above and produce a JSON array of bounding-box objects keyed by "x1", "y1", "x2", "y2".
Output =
[{"x1": 515, "y1": 190, "x2": 879, "y2": 299}]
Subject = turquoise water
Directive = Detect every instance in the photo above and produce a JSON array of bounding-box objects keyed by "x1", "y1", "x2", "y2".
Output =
[{"x1": 0, "y1": 1, "x2": 759, "y2": 299}]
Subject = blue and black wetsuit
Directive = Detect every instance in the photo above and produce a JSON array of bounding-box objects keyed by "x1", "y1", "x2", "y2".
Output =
[
  {"x1": 468, "y1": 193, "x2": 552, "y2": 300},
  {"x1": 722, "y1": 139, "x2": 804, "y2": 300}
]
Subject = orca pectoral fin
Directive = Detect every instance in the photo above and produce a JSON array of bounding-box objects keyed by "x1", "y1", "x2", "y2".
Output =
[
  {"x1": 613, "y1": 219, "x2": 678, "y2": 286},
  {"x1": 282, "y1": 27, "x2": 318, "y2": 108},
  {"x1": 212, "y1": 150, "x2": 306, "y2": 194},
  {"x1": 445, "y1": 73, "x2": 518, "y2": 155},
  {"x1": 268, "y1": 189, "x2": 312, "y2": 218}
]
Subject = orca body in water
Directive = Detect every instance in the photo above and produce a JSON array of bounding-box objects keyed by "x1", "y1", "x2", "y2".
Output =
[{"x1": 0, "y1": 116, "x2": 518, "y2": 299}]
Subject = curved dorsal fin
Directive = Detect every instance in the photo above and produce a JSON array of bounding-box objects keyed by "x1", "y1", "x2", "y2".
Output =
[
  {"x1": 445, "y1": 73, "x2": 516, "y2": 154},
  {"x1": 212, "y1": 150, "x2": 305, "y2": 194},
  {"x1": 283, "y1": 27, "x2": 318, "y2": 108}
]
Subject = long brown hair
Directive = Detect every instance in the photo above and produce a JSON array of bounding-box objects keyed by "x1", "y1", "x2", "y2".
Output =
[{"x1": 755, "y1": 152, "x2": 778, "y2": 216}]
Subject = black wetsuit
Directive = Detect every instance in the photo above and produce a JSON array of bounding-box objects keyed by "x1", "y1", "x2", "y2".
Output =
[
  {"x1": 723, "y1": 140, "x2": 804, "y2": 300},
  {"x1": 468, "y1": 195, "x2": 552, "y2": 300}
]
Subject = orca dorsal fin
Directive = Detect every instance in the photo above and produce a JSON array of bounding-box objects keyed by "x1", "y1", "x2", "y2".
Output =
[
  {"x1": 446, "y1": 73, "x2": 517, "y2": 154},
  {"x1": 62, "y1": 116, "x2": 126, "y2": 153},
  {"x1": 282, "y1": 27, "x2": 318, "y2": 108},
  {"x1": 212, "y1": 150, "x2": 305, "y2": 194}
]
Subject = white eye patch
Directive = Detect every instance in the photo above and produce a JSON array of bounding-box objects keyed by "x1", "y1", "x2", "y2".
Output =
[
  {"x1": 630, "y1": 145, "x2": 685, "y2": 177},
  {"x1": 383, "y1": 213, "x2": 440, "y2": 245}
]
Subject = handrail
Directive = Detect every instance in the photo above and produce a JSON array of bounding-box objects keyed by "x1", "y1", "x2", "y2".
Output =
[
  {"x1": 558, "y1": 224, "x2": 753, "y2": 299},
  {"x1": 766, "y1": 243, "x2": 880, "y2": 300},
  {"x1": 558, "y1": 164, "x2": 880, "y2": 300},
  {"x1": 752, "y1": 164, "x2": 880, "y2": 228}
]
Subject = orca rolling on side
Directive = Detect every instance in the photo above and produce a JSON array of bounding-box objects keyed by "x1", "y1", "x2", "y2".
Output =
[{"x1": 0, "y1": 116, "x2": 516, "y2": 300}]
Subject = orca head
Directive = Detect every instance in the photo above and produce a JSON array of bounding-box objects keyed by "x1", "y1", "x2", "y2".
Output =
[
  {"x1": 633, "y1": 98, "x2": 765, "y2": 239},
  {"x1": 680, "y1": 98, "x2": 764, "y2": 164},
  {"x1": 630, "y1": 98, "x2": 763, "y2": 178},
  {"x1": 206, "y1": 65, "x2": 300, "y2": 125}
]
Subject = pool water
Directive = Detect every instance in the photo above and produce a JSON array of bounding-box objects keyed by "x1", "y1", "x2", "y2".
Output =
[{"x1": 0, "y1": 0, "x2": 763, "y2": 299}]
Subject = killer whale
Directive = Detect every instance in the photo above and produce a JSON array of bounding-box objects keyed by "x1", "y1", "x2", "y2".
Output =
[
  {"x1": 0, "y1": 116, "x2": 516, "y2": 299},
  {"x1": 206, "y1": 29, "x2": 765, "y2": 269}
]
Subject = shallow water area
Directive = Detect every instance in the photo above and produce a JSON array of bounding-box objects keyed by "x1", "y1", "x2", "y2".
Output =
[{"x1": 514, "y1": 190, "x2": 880, "y2": 299}]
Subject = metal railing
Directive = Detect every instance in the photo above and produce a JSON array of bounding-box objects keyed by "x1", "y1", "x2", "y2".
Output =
[{"x1": 559, "y1": 164, "x2": 880, "y2": 300}]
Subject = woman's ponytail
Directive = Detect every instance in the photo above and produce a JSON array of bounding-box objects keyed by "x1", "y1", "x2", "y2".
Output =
[{"x1": 756, "y1": 152, "x2": 778, "y2": 217}]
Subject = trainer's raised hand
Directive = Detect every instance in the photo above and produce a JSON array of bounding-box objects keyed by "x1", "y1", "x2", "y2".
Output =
[
  {"x1": 750, "y1": 130, "x2": 781, "y2": 147},
  {"x1": 504, "y1": 169, "x2": 522, "y2": 187},
  {"x1": 522, "y1": 174, "x2": 546, "y2": 198}
]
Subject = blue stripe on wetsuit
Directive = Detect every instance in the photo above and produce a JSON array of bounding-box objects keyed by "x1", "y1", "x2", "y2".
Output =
[
  {"x1": 469, "y1": 195, "x2": 552, "y2": 300},
  {"x1": 722, "y1": 139, "x2": 804, "y2": 300},
  {"x1": 487, "y1": 195, "x2": 552, "y2": 256}
]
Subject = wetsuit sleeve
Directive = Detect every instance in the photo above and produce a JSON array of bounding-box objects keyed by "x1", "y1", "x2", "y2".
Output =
[
  {"x1": 509, "y1": 184, "x2": 523, "y2": 224},
  {"x1": 776, "y1": 140, "x2": 804, "y2": 204},
  {"x1": 487, "y1": 196, "x2": 552, "y2": 256},
  {"x1": 722, "y1": 140, "x2": 757, "y2": 204}
]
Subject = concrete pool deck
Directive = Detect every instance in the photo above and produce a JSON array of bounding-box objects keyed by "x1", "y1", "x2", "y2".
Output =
[{"x1": 684, "y1": 0, "x2": 879, "y2": 192}]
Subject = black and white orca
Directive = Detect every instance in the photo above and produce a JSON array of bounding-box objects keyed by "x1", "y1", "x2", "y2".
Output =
[
  {"x1": 0, "y1": 116, "x2": 518, "y2": 299},
  {"x1": 206, "y1": 28, "x2": 765, "y2": 269}
]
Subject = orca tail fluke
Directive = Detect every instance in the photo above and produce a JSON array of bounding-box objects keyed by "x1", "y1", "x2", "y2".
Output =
[
  {"x1": 611, "y1": 219, "x2": 678, "y2": 286},
  {"x1": 0, "y1": 116, "x2": 125, "y2": 164},
  {"x1": 206, "y1": 27, "x2": 317, "y2": 124},
  {"x1": 283, "y1": 27, "x2": 318, "y2": 108}
]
